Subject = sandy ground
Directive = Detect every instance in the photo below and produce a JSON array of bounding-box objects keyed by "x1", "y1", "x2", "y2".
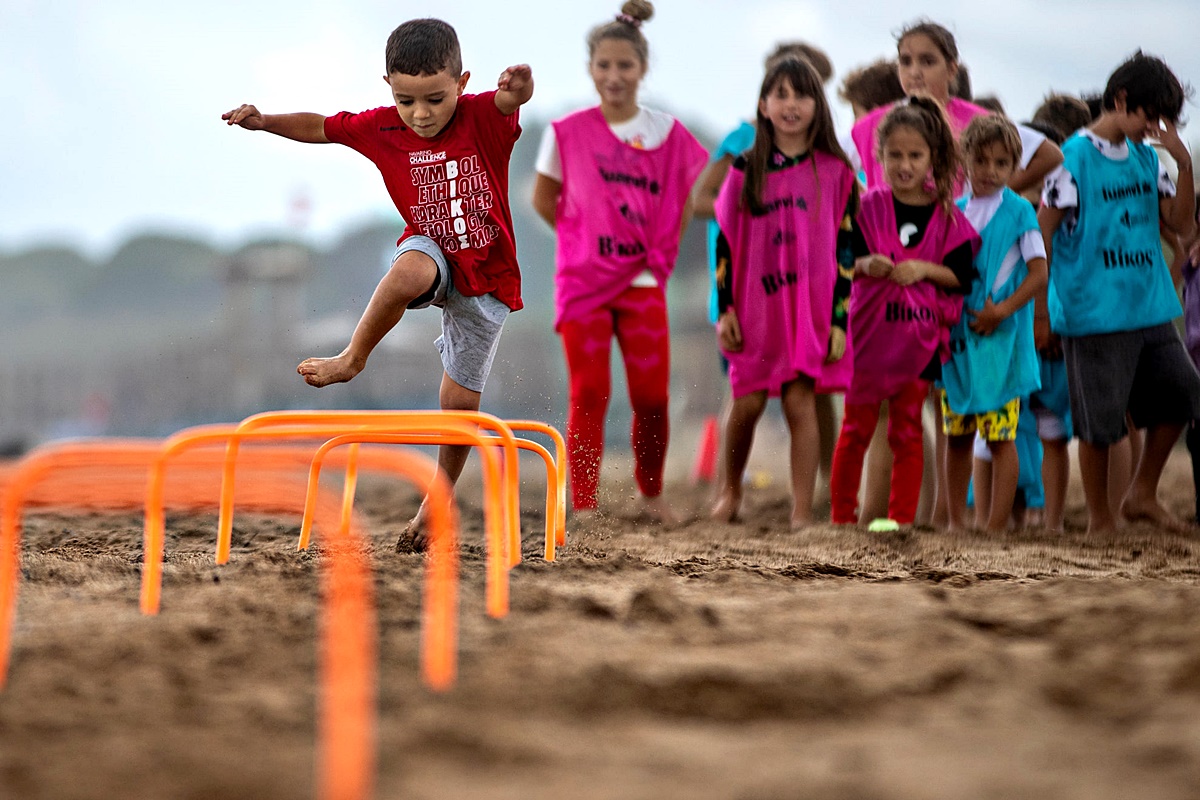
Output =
[{"x1": 3, "y1": 440, "x2": 1200, "y2": 800}]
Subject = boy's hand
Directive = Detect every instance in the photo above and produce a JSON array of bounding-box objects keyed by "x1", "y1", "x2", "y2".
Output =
[
  {"x1": 1149, "y1": 118, "x2": 1190, "y2": 164},
  {"x1": 222, "y1": 104, "x2": 265, "y2": 130},
  {"x1": 967, "y1": 296, "x2": 1004, "y2": 335},
  {"x1": 826, "y1": 328, "x2": 846, "y2": 363},
  {"x1": 1034, "y1": 316, "x2": 1062, "y2": 358},
  {"x1": 889, "y1": 259, "x2": 925, "y2": 286},
  {"x1": 717, "y1": 311, "x2": 743, "y2": 353},
  {"x1": 495, "y1": 64, "x2": 534, "y2": 115},
  {"x1": 856, "y1": 254, "x2": 893, "y2": 278},
  {"x1": 497, "y1": 64, "x2": 532, "y2": 93}
]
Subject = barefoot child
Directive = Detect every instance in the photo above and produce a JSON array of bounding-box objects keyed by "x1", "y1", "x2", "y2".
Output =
[
  {"x1": 1039, "y1": 51, "x2": 1199, "y2": 534},
  {"x1": 531, "y1": 1, "x2": 706, "y2": 522},
  {"x1": 829, "y1": 97, "x2": 981, "y2": 526},
  {"x1": 223, "y1": 18, "x2": 534, "y2": 547},
  {"x1": 710, "y1": 57, "x2": 857, "y2": 528},
  {"x1": 692, "y1": 42, "x2": 839, "y2": 503},
  {"x1": 942, "y1": 115, "x2": 1047, "y2": 531}
]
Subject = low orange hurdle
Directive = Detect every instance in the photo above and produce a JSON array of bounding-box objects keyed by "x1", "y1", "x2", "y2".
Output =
[
  {"x1": 215, "y1": 410, "x2": 524, "y2": 565},
  {"x1": 317, "y1": 446, "x2": 459, "y2": 800},
  {"x1": 507, "y1": 420, "x2": 568, "y2": 548},
  {"x1": 0, "y1": 439, "x2": 365, "y2": 689},
  {"x1": 0, "y1": 437, "x2": 461, "y2": 800},
  {"x1": 297, "y1": 432, "x2": 561, "y2": 560},
  {"x1": 144, "y1": 419, "x2": 511, "y2": 619}
]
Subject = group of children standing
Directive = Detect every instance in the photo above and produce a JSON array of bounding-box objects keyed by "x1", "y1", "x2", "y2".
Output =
[{"x1": 223, "y1": 4, "x2": 1200, "y2": 544}]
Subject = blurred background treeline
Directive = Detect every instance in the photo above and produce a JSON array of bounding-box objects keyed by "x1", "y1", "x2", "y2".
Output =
[{"x1": 0, "y1": 114, "x2": 727, "y2": 454}]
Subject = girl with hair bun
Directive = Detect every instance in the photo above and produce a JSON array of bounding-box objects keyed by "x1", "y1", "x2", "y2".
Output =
[{"x1": 532, "y1": 1, "x2": 706, "y2": 522}]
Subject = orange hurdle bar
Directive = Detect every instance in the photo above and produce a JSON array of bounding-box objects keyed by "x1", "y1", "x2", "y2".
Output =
[
  {"x1": 507, "y1": 420, "x2": 567, "y2": 548},
  {"x1": 298, "y1": 432, "x2": 559, "y2": 562},
  {"x1": 155, "y1": 420, "x2": 508, "y2": 619},
  {"x1": 318, "y1": 445, "x2": 458, "y2": 800},
  {"x1": 0, "y1": 437, "x2": 461, "y2": 799},
  {"x1": 140, "y1": 422, "x2": 506, "y2": 617},
  {"x1": 0, "y1": 439, "x2": 356, "y2": 689},
  {"x1": 216, "y1": 411, "x2": 524, "y2": 568}
]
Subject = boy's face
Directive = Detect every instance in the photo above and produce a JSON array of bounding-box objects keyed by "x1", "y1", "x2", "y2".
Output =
[
  {"x1": 1113, "y1": 91, "x2": 1161, "y2": 143},
  {"x1": 966, "y1": 141, "x2": 1016, "y2": 198},
  {"x1": 384, "y1": 69, "x2": 469, "y2": 138}
]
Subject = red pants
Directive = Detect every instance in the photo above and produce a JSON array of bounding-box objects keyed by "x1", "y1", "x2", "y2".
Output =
[
  {"x1": 830, "y1": 378, "x2": 928, "y2": 524},
  {"x1": 559, "y1": 286, "x2": 671, "y2": 510}
]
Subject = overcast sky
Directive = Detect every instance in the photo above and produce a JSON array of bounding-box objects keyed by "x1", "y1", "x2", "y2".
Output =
[{"x1": 3, "y1": 0, "x2": 1199, "y2": 258}]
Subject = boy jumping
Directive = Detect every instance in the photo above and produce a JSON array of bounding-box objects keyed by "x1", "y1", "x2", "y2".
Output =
[{"x1": 223, "y1": 18, "x2": 534, "y2": 548}]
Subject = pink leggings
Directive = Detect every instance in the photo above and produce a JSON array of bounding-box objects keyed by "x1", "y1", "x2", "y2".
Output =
[
  {"x1": 830, "y1": 378, "x2": 928, "y2": 524},
  {"x1": 559, "y1": 286, "x2": 671, "y2": 510}
]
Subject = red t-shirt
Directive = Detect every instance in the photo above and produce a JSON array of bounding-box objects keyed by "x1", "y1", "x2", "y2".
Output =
[{"x1": 324, "y1": 91, "x2": 524, "y2": 310}]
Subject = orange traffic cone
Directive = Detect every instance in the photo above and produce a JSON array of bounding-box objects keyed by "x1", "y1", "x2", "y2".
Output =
[{"x1": 690, "y1": 415, "x2": 719, "y2": 484}]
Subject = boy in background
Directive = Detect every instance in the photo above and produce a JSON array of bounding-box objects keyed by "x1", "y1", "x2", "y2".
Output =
[
  {"x1": 1039, "y1": 51, "x2": 1198, "y2": 533},
  {"x1": 942, "y1": 115, "x2": 1047, "y2": 532}
]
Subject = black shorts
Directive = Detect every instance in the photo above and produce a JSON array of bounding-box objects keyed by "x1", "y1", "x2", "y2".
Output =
[{"x1": 1063, "y1": 322, "x2": 1200, "y2": 445}]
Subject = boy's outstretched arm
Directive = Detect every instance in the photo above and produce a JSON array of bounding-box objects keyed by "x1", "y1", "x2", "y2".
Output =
[
  {"x1": 222, "y1": 105, "x2": 330, "y2": 143},
  {"x1": 495, "y1": 64, "x2": 533, "y2": 116}
]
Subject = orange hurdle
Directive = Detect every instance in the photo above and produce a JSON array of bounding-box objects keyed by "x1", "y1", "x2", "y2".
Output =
[
  {"x1": 298, "y1": 432, "x2": 561, "y2": 561},
  {"x1": 318, "y1": 445, "x2": 458, "y2": 800},
  {"x1": 507, "y1": 420, "x2": 568, "y2": 548},
  {"x1": 140, "y1": 421, "x2": 506, "y2": 617},
  {"x1": 216, "y1": 411, "x2": 524, "y2": 566},
  {"x1": 0, "y1": 437, "x2": 462, "y2": 800},
  {"x1": 145, "y1": 419, "x2": 508, "y2": 619},
  {"x1": 0, "y1": 439, "x2": 359, "y2": 689}
]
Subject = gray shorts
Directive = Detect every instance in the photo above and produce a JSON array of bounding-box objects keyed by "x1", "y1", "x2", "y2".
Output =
[
  {"x1": 1062, "y1": 322, "x2": 1200, "y2": 445},
  {"x1": 395, "y1": 236, "x2": 510, "y2": 393}
]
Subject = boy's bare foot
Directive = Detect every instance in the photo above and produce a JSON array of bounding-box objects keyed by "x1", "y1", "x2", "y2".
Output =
[
  {"x1": 1121, "y1": 496, "x2": 1190, "y2": 534},
  {"x1": 297, "y1": 352, "x2": 365, "y2": 388},
  {"x1": 639, "y1": 495, "x2": 680, "y2": 525},
  {"x1": 395, "y1": 506, "x2": 429, "y2": 553},
  {"x1": 710, "y1": 490, "x2": 741, "y2": 523}
]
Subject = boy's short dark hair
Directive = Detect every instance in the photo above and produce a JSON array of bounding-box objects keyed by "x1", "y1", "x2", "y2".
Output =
[
  {"x1": 1102, "y1": 50, "x2": 1191, "y2": 123},
  {"x1": 960, "y1": 113, "x2": 1023, "y2": 164},
  {"x1": 385, "y1": 19, "x2": 462, "y2": 77},
  {"x1": 1032, "y1": 93, "x2": 1092, "y2": 138},
  {"x1": 839, "y1": 59, "x2": 904, "y2": 112}
]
